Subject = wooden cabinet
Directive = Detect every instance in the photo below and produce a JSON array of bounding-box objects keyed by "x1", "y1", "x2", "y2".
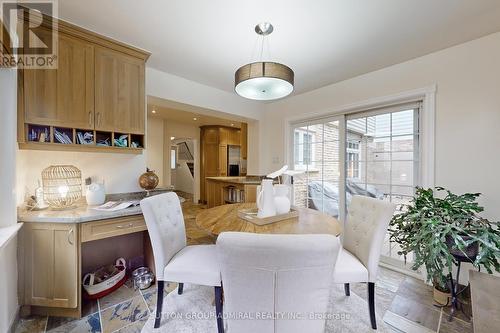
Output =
[
  {"x1": 241, "y1": 123, "x2": 248, "y2": 160},
  {"x1": 95, "y1": 47, "x2": 145, "y2": 134},
  {"x1": 22, "y1": 223, "x2": 79, "y2": 309},
  {"x1": 18, "y1": 11, "x2": 149, "y2": 152},
  {"x1": 23, "y1": 32, "x2": 94, "y2": 129},
  {"x1": 219, "y1": 145, "x2": 228, "y2": 176}
]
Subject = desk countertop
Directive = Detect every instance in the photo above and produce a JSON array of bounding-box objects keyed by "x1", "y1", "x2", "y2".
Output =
[
  {"x1": 205, "y1": 176, "x2": 265, "y2": 185},
  {"x1": 17, "y1": 189, "x2": 172, "y2": 224}
]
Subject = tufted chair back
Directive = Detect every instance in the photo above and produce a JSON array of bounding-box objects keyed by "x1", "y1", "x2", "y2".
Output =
[
  {"x1": 217, "y1": 232, "x2": 341, "y2": 333},
  {"x1": 140, "y1": 192, "x2": 187, "y2": 280},
  {"x1": 343, "y1": 195, "x2": 396, "y2": 282}
]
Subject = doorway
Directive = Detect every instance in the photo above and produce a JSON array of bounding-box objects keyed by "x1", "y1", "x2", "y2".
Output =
[{"x1": 171, "y1": 138, "x2": 195, "y2": 201}]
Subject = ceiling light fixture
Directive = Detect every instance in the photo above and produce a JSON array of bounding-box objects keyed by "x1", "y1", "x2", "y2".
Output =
[
  {"x1": 193, "y1": 117, "x2": 197, "y2": 121},
  {"x1": 235, "y1": 22, "x2": 294, "y2": 101},
  {"x1": 152, "y1": 109, "x2": 156, "y2": 114}
]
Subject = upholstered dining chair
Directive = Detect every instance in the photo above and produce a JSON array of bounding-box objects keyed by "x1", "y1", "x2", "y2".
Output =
[
  {"x1": 217, "y1": 232, "x2": 341, "y2": 333},
  {"x1": 333, "y1": 195, "x2": 396, "y2": 329},
  {"x1": 140, "y1": 192, "x2": 223, "y2": 331}
]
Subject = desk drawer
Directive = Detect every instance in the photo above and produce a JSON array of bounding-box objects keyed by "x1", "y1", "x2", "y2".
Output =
[{"x1": 81, "y1": 215, "x2": 147, "y2": 242}]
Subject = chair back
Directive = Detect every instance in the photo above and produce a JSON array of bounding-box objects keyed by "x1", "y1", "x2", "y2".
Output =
[
  {"x1": 217, "y1": 232, "x2": 341, "y2": 333},
  {"x1": 140, "y1": 192, "x2": 186, "y2": 280},
  {"x1": 343, "y1": 195, "x2": 396, "y2": 282}
]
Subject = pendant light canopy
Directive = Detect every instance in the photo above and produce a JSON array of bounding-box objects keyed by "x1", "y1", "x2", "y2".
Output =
[{"x1": 235, "y1": 23, "x2": 294, "y2": 101}]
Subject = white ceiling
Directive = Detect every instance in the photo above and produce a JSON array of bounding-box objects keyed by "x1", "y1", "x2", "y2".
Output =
[{"x1": 57, "y1": 0, "x2": 500, "y2": 96}]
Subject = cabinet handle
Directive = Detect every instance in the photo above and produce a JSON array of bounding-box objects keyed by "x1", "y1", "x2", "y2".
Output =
[
  {"x1": 116, "y1": 223, "x2": 133, "y2": 229},
  {"x1": 68, "y1": 228, "x2": 74, "y2": 245}
]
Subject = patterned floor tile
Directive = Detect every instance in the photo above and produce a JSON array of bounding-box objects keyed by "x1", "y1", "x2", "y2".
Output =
[
  {"x1": 141, "y1": 282, "x2": 178, "y2": 313},
  {"x1": 396, "y1": 276, "x2": 436, "y2": 308},
  {"x1": 113, "y1": 317, "x2": 148, "y2": 333},
  {"x1": 98, "y1": 279, "x2": 141, "y2": 311},
  {"x1": 14, "y1": 316, "x2": 47, "y2": 333},
  {"x1": 45, "y1": 313, "x2": 100, "y2": 333},
  {"x1": 100, "y1": 295, "x2": 149, "y2": 333}
]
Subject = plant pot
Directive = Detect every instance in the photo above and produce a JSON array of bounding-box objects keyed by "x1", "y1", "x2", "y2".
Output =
[
  {"x1": 445, "y1": 234, "x2": 479, "y2": 261},
  {"x1": 433, "y1": 286, "x2": 451, "y2": 306}
]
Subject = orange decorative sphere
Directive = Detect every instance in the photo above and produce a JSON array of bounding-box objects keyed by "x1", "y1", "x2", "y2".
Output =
[{"x1": 139, "y1": 168, "x2": 159, "y2": 190}]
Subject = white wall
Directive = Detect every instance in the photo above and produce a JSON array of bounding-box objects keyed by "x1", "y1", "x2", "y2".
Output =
[
  {"x1": 0, "y1": 68, "x2": 19, "y2": 332},
  {"x1": 146, "y1": 117, "x2": 165, "y2": 186},
  {"x1": 145, "y1": 68, "x2": 262, "y2": 176},
  {"x1": 262, "y1": 31, "x2": 500, "y2": 221},
  {"x1": 173, "y1": 162, "x2": 194, "y2": 194},
  {"x1": 16, "y1": 151, "x2": 146, "y2": 204}
]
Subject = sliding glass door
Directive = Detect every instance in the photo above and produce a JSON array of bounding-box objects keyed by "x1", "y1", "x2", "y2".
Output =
[{"x1": 291, "y1": 102, "x2": 421, "y2": 266}]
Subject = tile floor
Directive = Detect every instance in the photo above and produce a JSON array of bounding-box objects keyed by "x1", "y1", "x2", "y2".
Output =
[{"x1": 14, "y1": 193, "x2": 473, "y2": 333}]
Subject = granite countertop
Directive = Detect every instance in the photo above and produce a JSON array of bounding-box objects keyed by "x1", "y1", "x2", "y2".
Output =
[
  {"x1": 205, "y1": 176, "x2": 265, "y2": 185},
  {"x1": 17, "y1": 188, "x2": 171, "y2": 224}
]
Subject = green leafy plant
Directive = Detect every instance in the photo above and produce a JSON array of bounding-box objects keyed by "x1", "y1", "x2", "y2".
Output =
[{"x1": 389, "y1": 187, "x2": 500, "y2": 291}]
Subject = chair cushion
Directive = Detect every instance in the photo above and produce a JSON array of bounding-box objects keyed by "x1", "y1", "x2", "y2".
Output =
[
  {"x1": 164, "y1": 244, "x2": 221, "y2": 287},
  {"x1": 332, "y1": 249, "x2": 368, "y2": 283}
]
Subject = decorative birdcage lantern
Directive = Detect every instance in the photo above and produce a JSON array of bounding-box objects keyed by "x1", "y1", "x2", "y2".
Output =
[{"x1": 42, "y1": 165, "x2": 82, "y2": 210}]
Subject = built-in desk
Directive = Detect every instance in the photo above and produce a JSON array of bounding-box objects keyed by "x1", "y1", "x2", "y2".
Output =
[{"x1": 17, "y1": 197, "x2": 159, "y2": 318}]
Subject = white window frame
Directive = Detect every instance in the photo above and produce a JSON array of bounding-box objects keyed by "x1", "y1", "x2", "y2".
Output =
[{"x1": 293, "y1": 128, "x2": 317, "y2": 170}]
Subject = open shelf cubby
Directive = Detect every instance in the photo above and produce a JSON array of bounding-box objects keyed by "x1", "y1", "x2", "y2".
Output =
[
  {"x1": 130, "y1": 134, "x2": 144, "y2": 149},
  {"x1": 53, "y1": 127, "x2": 74, "y2": 144},
  {"x1": 96, "y1": 131, "x2": 112, "y2": 147},
  {"x1": 113, "y1": 132, "x2": 129, "y2": 148},
  {"x1": 76, "y1": 129, "x2": 95, "y2": 145},
  {"x1": 27, "y1": 124, "x2": 51, "y2": 143}
]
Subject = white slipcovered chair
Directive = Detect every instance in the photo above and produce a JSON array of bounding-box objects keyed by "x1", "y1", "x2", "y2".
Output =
[
  {"x1": 217, "y1": 232, "x2": 341, "y2": 333},
  {"x1": 140, "y1": 192, "x2": 223, "y2": 331},
  {"x1": 333, "y1": 195, "x2": 396, "y2": 329}
]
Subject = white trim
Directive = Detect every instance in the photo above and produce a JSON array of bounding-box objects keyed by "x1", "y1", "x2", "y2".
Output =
[
  {"x1": 0, "y1": 224, "x2": 22, "y2": 251},
  {"x1": 283, "y1": 84, "x2": 436, "y2": 188}
]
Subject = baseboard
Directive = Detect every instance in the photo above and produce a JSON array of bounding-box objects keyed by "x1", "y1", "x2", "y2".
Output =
[{"x1": 8, "y1": 306, "x2": 20, "y2": 333}]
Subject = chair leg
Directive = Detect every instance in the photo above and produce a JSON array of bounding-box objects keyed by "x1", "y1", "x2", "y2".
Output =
[
  {"x1": 215, "y1": 286, "x2": 224, "y2": 333},
  {"x1": 368, "y1": 282, "x2": 377, "y2": 330},
  {"x1": 154, "y1": 280, "x2": 165, "y2": 328},
  {"x1": 178, "y1": 282, "x2": 184, "y2": 295},
  {"x1": 344, "y1": 283, "x2": 350, "y2": 296}
]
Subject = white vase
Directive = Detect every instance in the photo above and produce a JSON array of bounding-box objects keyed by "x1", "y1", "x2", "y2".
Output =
[
  {"x1": 273, "y1": 184, "x2": 291, "y2": 215},
  {"x1": 86, "y1": 183, "x2": 106, "y2": 206},
  {"x1": 257, "y1": 179, "x2": 276, "y2": 218}
]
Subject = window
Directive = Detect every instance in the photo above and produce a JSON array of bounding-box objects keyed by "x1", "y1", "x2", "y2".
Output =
[
  {"x1": 291, "y1": 101, "x2": 422, "y2": 267},
  {"x1": 170, "y1": 148, "x2": 177, "y2": 169},
  {"x1": 293, "y1": 129, "x2": 316, "y2": 169},
  {"x1": 346, "y1": 140, "x2": 360, "y2": 178}
]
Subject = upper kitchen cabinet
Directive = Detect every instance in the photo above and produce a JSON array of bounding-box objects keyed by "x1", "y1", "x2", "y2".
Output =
[
  {"x1": 18, "y1": 10, "x2": 150, "y2": 153},
  {"x1": 23, "y1": 33, "x2": 94, "y2": 129},
  {"x1": 95, "y1": 47, "x2": 145, "y2": 134}
]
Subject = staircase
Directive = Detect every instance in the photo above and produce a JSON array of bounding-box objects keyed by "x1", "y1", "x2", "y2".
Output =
[{"x1": 186, "y1": 162, "x2": 194, "y2": 177}]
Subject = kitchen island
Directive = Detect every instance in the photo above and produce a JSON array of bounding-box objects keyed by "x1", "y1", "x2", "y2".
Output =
[{"x1": 205, "y1": 176, "x2": 264, "y2": 208}]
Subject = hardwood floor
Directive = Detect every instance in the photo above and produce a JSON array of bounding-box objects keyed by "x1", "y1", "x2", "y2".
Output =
[{"x1": 14, "y1": 195, "x2": 473, "y2": 333}]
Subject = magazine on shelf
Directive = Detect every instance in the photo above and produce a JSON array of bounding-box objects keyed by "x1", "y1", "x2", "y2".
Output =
[{"x1": 91, "y1": 200, "x2": 140, "y2": 211}]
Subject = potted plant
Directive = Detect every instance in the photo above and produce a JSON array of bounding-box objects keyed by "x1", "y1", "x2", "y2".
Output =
[{"x1": 389, "y1": 187, "x2": 500, "y2": 305}]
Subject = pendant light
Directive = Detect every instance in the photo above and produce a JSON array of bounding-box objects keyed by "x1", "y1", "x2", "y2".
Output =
[{"x1": 235, "y1": 22, "x2": 294, "y2": 101}]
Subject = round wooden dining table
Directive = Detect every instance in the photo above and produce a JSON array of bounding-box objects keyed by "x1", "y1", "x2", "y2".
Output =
[{"x1": 195, "y1": 203, "x2": 342, "y2": 236}]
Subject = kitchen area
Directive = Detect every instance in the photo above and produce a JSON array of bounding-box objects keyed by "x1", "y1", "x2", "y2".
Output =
[{"x1": 200, "y1": 123, "x2": 264, "y2": 208}]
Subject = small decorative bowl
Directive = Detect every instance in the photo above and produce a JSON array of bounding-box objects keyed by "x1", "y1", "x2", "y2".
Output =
[
  {"x1": 132, "y1": 267, "x2": 150, "y2": 279},
  {"x1": 134, "y1": 273, "x2": 154, "y2": 290}
]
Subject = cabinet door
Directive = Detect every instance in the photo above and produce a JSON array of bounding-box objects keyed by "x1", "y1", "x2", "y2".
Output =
[
  {"x1": 24, "y1": 31, "x2": 94, "y2": 128},
  {"x1": 24, "y1": 223, "x2": 79, "y2": 308},
  {"x1": 241, "y1": 123, "x2": 248, "y2": 160},
  {"x1": 56, "y1": 35, "x2": 94, "y2": 129},
  {"x1": 219, "y1": 145, "x2": 227, "y2": 176},
  {"x1": 23, "y1": 29, "x2": 57, "y2": 125},
  {"x1": 95, "y1": 47, "x2": 145, "y2": 134}
]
